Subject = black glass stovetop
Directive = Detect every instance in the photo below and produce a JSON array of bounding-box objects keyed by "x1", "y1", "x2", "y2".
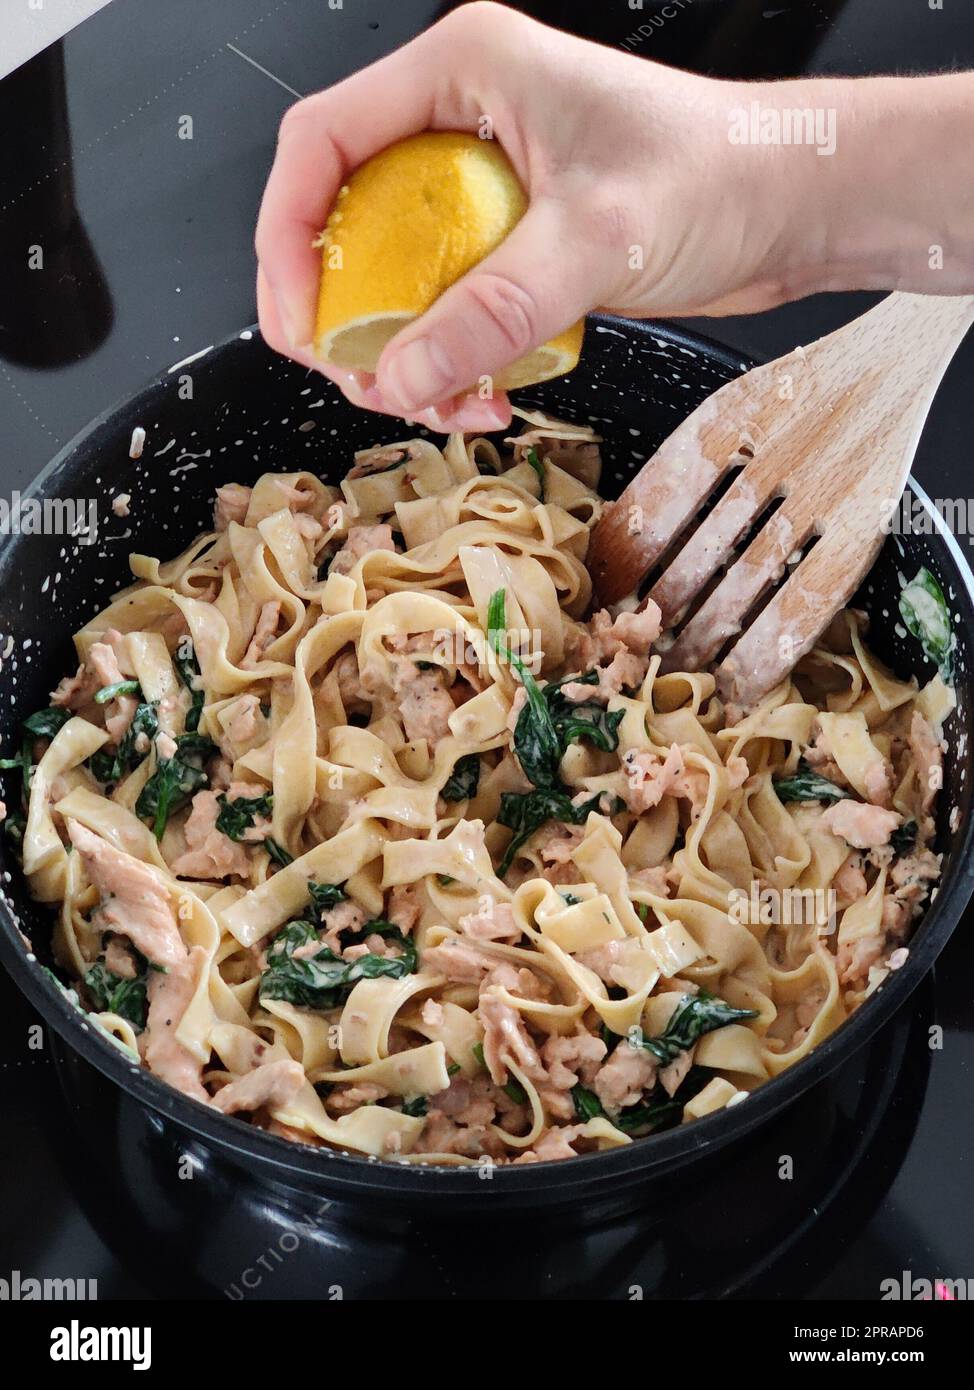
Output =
[{"x1": 1, "y1": 0, "x2": 973, "y2": 1301}]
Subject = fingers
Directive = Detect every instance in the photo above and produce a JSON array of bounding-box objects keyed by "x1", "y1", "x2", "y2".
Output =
[
  {"x1": 254, "y1": 8, "x2": 565, "y2": 427},
  {"x1": 374, "y1": 196, "x2": 607, "y2": 414},
  {"x1": 257, "y1": 265, "x2": 384, "y2": 406},
  {"x1": 254, "y1": 108, "x2": 337, "y2": 351},
  {"x1": 257, "y1": 266, "x2": 509, "y2": 432},
  {"x1": 411, "y1": 392, "x2": 513, "y2": 433},
  {"x1": 257, "y1": 263, "x2": 320, "y2": 371},
  {"x1": 255, "y1": 25, "x2": 469, "y2": 352}
]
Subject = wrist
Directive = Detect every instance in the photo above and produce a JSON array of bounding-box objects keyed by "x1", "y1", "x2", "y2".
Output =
[{"x1": 750, "y1": 73, "x2": 974, "y2": 300}]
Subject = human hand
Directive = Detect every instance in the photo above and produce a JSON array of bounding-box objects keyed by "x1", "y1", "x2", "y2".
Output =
[{"x1": 256, "y1": 2, "x2": 974, "y2": 430}]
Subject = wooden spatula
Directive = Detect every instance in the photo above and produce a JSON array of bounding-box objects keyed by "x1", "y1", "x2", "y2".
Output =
[{"x1": 587, "y1": 292, "x2": 974, "y2": 707}]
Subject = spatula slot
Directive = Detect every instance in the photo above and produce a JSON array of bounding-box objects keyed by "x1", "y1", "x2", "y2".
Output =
[{"x1": 635, "y1": 464, "x2": 745, "y2": 600}]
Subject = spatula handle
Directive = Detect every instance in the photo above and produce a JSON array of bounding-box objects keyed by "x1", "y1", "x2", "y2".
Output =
[{"x1": 855, "y1": 291, "x2": 974, "y2": 374}]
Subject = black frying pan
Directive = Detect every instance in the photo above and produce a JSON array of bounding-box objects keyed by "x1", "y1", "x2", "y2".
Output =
[{"x1": 1, "y1": 314, "x2": 971, "y2": 1218}]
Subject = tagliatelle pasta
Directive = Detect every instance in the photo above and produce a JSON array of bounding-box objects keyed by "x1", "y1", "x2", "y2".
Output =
[{"x1": 7, "y1": 409, "x2": 949, "y2": 1166}]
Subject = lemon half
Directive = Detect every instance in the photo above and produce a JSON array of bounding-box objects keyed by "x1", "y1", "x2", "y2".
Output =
[{"x1": 314, "y1": 131, "x2": 583, "y2": 392}]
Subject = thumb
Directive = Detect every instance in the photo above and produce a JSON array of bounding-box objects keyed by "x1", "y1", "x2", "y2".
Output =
[{"x1": 375, "y1": 196, "x2": 609, "y2": 413}]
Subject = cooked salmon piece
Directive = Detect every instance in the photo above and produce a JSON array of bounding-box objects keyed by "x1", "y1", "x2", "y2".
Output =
[
  {"x1": 399, "y1": 669, "x2": 455, "y2": 746},
  {"x1": 169, "y1": 791, "x2": 251, "y2": 880},
  {"x1": 458, "y1": 900, "x2": 521, "y2": 943},
  {"x1": 478, "y1": 989, "x2": 545, "y2": 1085},
  {"x1": 67, "y1": 821, "x2": 186, "y2": 968},
  {"x1": 821, "y1": 800, "x2": 901, "y2": 849},
  {"x1": 241, "y1": 601, "x2": 281, "y2": 668},
  {"x1": 330, "y1": 524, "x2": 396, "y2": 576},
  {"x1": 910, "y1": 711, "x2": 944, "y2": 813},
  {"x1": 144, "y1": 946, "x2": 208, "y2": 1101},
  {"x1": 212, "y1": 1058, "x2": 305, "y2": 1115},
  {"x1": 593, "y1": 1040, "x2": 657, "y2": 1111},
  {"x1": 213, "y1": 483, "x2": 252, "y2": 530}
]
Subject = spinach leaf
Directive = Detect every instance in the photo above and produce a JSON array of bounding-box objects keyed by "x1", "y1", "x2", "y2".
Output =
[
  {"x1": 136, "y1": 757, "x2": 208, "y2": 840},
  {"x1": 496, "y1": 787, "x2": 601, "y2": 878},
  {"x1": 0, "y1": 707, "x2": 73, "y2": 805},
  {"x1": 401, "y1": 1095, "x2": 428, "y2": 1117},
  {"x1": 503, "y1": 1078, "x2": 528, "y2": 1105},
  {"x1": 899, "y1": 567, "x2": 955, "y2": 683},
  {"x1": 87, "y1": 749, "x2": 121, "y2": 785},
  {"x1": 169, "y1": 732, "x2": 215, "y2": 760},
  {"x1": 215, "y1": 791, "x2": 273, "y2": 841},
  {"x1": 441, "y1": 753, "x2": 481, "y2": 802},
  {"x1": 510, "y1": 668, "x2": 624, "y2": 790},
  {"x1": 89, "y1": 702, "x2": 160, "y2": 785},
  {"x1": 94, "y1": 680, "x2": 141, "y2": 705},
  {"x1": 259, "y1": 916, "x2": 414, "y2": 1010},
  {"x1": 487, "y1": 588, "x2": 562, "y2": 789},
  {"x1": 266, "y1": 919, "x2": 318, "y2": 960},
  {"x1": 614, "y1": 1098, "x2": 683, "y2": 1134},
  {"x1": 122, "y1": 699, "x2": 160, "y2": 746},
  {"x1": 670, "y1": 1064, "x2": 716, "y2": 1106},
  {"x1": 525, "y1": 445, "x2": 545, "y2": 501},
  {"x1": 308, "y1": 880, "x2": 347, "y2": 916},
  {"x1": 773, "y1": 759, "x2": 848, "y2": 805},
  {"x1": 510, "y1": 708, "x2": 564, "y2": 790},
  {"x1": 22, "y1": 707, "x2": 73, "y2": 739},
  {"x1": 543, "y1": 670, "x2": 626, "y2": 756},
  {"x1": 136, "y1": 732, "x2": 215, "y2": 839},
  {"x1": 173, "y1": 640, "x2": 205, "y2": 732},
  {"x1": 637, "y1": 990, "x2": 758, "y2": 1066},
  {"x1": 487, "y1": 590, "x2": 622, "y2": 878},
  {"x1": 119, "y1": 702, "x2": 161, "y2": 765},
  {"x1": 83, "y1": 961, "x2": 148, "y2": 1031},
  {"x1": 571, "y1": 1083, "x2": 604, "y2": 1122},
  {"x1": 0, "y1": 734, "x2": 33, "y2": 801},
  {"x1": 890, "y1": 818, "x2": 918, "y2": 856},
  {"x1": 3, "y1": 807, "x2": 26, "y2": 854},
  {"x1": 571, "y1": 1081, "x2": 681, "y2": 1133},
  {"x1": 339, "y1": 917, "x2": 418, "y2": 974},
  {"x1": 265, "y1": 837, "x2": 293, "y2": 868}
]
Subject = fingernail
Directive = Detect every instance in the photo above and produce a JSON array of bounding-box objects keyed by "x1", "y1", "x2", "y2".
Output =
[
  {"x1": 335, "y1": 371, "x2": 371, "y2": 409},
  {"x1": 451, "y1": 396, "x2": 511, "y2": 432},
  {"x1": 382, "y1": 337, "x2": 455, "y2": 411},
  {"x1": 402, "y1": 405, "x2": 449, "y2": 432},
  {"x1": 279, "y1": 301, "x2": 311, "y2": 352}
]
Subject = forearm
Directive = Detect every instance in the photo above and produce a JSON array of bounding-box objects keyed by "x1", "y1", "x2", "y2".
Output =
[{"x1": 765, "y1": 72, "x2": 974, "y2": 300}]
